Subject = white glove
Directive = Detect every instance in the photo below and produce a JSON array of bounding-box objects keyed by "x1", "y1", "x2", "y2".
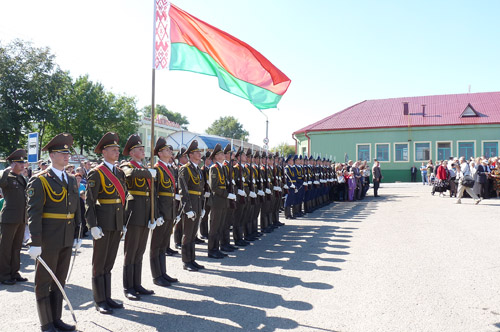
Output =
[
  {"x1": 237, "y1": 189, "x2": 246, "y2": 196},
  {"x1": 201, "y1": 209, "x2": 206, "y2": 218},
  {"x1": 249, "y1": 191, "x2": 257, "y2": 198},
  {"x1": 156, "y1": 216, "x2": 165, "y2": 226},
  {"x1": 314, "y1": 181, "x2": 320, "y2": 185},
  {"x1": 73, "y1": 238, "x2": 82, "y2": 250},
  {"x1": 186, "y1": 211, "x2": 195, "y2": 219},
  {"x1": 148, "y1": 220, "x2": 157, "y2": 230},
  {"x1": 232, "y1": 179, "x2": 236, "y2": 185},
  {"x1": 258, "y1": 190, "x2": 265, "y2": 196},
  {"x1": 175, "y1": 194, "x2": 181, "y2": 201},
  {"x1": 303, "y1": 182, "x2": 308, "y2": 186},
  {"x1": 283, "y1": 184, "x2": 289, "y2": 190},
  {"x1": 227, "y1": 193, "x2": 237, "y2": 200},
  {"x1": 273, "y1": 186, "x2": 280, "y2": 191},
  {"x1": 308, "y1": 181, "x2": 312, "y2": 185},
  {"x1": 28, "y1": 246, "x2": 42, "y2": 260},
  {"x1": 253, "y1": 179, "x2": 256, "y2": 184},
  {"x1": 290, "y1": 184, "x2": 296, "y2": 189},
  {"x1": 265, "y1": 188, "x2": 272, "y2": 194},
  {"x1": 91, "y1": 226, "x2": 104, "y2": 240},
  {"x1": 204, "y1": 192, "x2": 211, "y2": 198},
  {"x1": 148, "y1": 168, "x2": 157, "y2": 177},
  {"x1": 278, "y1": 187, "x2": 282, "y2": 192},
  {"x1": 175, "y1": 215, "x2": 181, "y2": 223}
]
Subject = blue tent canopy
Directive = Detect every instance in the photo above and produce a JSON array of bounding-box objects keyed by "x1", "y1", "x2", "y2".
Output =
[{"x1": 197, "y1": 135, "x2": 231, "y2": 150}]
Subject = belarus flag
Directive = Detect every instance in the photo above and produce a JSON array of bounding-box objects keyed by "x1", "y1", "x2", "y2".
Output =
[{"x1": 154, "y1": 1, "x2": 291, "y2": 110}]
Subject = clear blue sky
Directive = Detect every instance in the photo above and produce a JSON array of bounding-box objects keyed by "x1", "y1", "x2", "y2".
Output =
[{"x1": 1, "y1": 0, "x2": 499, "y2": 147}]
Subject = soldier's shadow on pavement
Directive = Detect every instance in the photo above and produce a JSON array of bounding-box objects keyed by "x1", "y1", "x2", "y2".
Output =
[{"x1": 112, "y1": 287, "x2": 302, "y2": 332}]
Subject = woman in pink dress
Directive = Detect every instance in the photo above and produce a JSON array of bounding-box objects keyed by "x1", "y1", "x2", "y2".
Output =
[{"x1": 347, "y1": 172, "x2": 356, "y2": 201}]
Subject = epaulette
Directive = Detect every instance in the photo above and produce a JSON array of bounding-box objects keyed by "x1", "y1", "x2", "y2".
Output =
[{"x1": 35, "y1": 170, "x2": 50, "y2": 177}]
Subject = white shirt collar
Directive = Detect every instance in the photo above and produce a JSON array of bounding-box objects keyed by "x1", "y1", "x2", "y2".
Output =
[
  {"x1": 159, "y1": 159, "x2": 169, "y2": 167},
  {"x1": 51, "y1": 167, "x2": 66, "y2": 182},
  {"x1": 103, "y1": 160, "x2": 115, "y2": 171}
]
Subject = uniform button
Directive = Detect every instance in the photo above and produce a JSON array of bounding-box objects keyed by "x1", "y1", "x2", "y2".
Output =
[
  {"x1": 68, "y1": 221, "x2": 71, "y2": 224},
  {"x1": 68, "y1": 202, "x2": 72, "y2": 205},
  {"x1": 116, "y1": 208, "x2": 120, "y2": 211}
]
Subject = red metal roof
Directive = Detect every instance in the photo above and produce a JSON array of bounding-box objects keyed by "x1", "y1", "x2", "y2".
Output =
[{"x1": 294, "y1": 91, "x2": 500, "y2": 134}]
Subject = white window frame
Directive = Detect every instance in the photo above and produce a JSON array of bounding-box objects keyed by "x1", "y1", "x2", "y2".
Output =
[
  {"x1": 393, "y1": 142, "x2": 409, "y2": 163},
  {"x1": 375, "y1": 143, "x2": 390, "y2": 163},
  {"x1": 356, "y1": 143, "x2": 371, "y2": 162},
  {"x1": 456, "y1": 140, "x2": 476, "y2": 160},
  {"x1": 481, "y1": 140, "x2": 500, "y2": 158},
  {"x1": 414, "y1": 141, "x2": 432, "y2": 162},
  {"x1": 435, "y1": 141, "x2": 453, "y2": 161}
]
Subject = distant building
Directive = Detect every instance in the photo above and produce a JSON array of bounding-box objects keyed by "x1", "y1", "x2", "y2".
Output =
[
  {"x1": 138, "y1": 114, "x2": 182, "y2": 156},
  {"x1": 293, "y1": 92, "x2": 500, "y2": 182}
]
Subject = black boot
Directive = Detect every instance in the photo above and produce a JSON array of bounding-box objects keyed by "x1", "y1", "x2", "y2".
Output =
[
  {"x1": 51, "y1": 291, "x2": 76, "y2": 331},
  {"x1": 159, "y1": 253, "x2": 178, "y2": 283},
  {"x1": 134, "y1": 262, "x2": 154, "y2": 295},
  {"x1": 93, "y1": 275, "x2": 113, "y2": 314},
  {"x1": 151, "y1": 255, "x2": 170, "y2": 286},
  {"x1": 182, "y1": 244, "x2": 198, "y2": 271},
  {"x1": 37, "y1": 296, "x2": 55, "y2": 332},
  {"x1": 123, "y1": 265, "x2": 140, "y2": 301},
  {"x1": 104, "y1": 273, "x2": 123, "y2": 309}
]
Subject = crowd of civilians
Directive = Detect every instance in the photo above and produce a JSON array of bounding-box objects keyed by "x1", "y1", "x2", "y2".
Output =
[
  {"x1": 419, "y1": 156, "x2": 500, "y2": 201},
  {"x1": 333, "y1": 159, "x2": 383, "y2": 201}
]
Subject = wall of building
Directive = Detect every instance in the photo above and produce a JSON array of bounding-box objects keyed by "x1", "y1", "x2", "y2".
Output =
[{"x1": 295, "y1": 124, "x2": 500, "y2": 182}]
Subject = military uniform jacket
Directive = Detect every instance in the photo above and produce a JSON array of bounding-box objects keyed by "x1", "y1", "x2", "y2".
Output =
[
  {"x1": 178, "y1": 162, "x2": 204, "y2": 214},
  {"x1": 85, "y1": 163, "x2": 127, "y2": 231},
  {"x1": 0, "y1": 168, "x2": 27, "y2": 224},
  {"x1": 121, "y1": 161, "x2": 153, "y2": 227},
  {"x1": 209, "y1": 163, "x2": 229, "y2": 209},
  {"x1": 285, "y1": 165, "x2": 297, "y2": 187},
  {"x1": 155, "y1": 161, "x2": 176, "y2": 221},
  {"x1": 27, "y1": 168, "x2": 81, "y2": 248}
]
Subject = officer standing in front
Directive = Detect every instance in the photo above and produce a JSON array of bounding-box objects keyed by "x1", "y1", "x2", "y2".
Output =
[
  {"x1": 120, "y1": 134, "x2": 155, "y2": 301},
  {"x1": 0, "y1": 149, "x2": 28, "y2": 285},
  {"x1": 178, "y1": 140, "x2": 205, "y2": 271},
  {"x1": 85, "y1": 132, "x2": 126, "y2": 314},
  {"x1": 27, "y1": 133, "x2": 81, "y2": 332},
  {"x1": 150, "y1": 137, "x2": 178, "y2": 286}
]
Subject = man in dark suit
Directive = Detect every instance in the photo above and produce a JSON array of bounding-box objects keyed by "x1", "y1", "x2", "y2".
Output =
[
  {"x1": 0, "y1": 149, "x2": 28, "y2": 285},
  {"x1": 476, "y1": 159, "x2": 488, "y2": 199},
  {"x1": 410, "y1": 165, "x2": 417, "y2": 182},
  {"x1": 85, "y1": 132, "x2": 126, "y2": 314},
  {"x1": 372, "y1": 160, "x2": 382, "y2": 197},
  {"x1": 27, "y1": 133, "x2": 81, "y2": 332},
  {"x1": 120, "y1": 134, "x2": 155, "y2": 301}
]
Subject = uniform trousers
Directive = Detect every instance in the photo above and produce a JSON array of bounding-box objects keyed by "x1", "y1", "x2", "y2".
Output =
[
  {"x1": 92, "y1": 230, "x2": 121, "y2": 276},
  {"x1": 0, "y1": 222, "x2": 25, "y2": 281},
  {"x1": 208, "y1": 207, "x2": 227, "y2": 251}
]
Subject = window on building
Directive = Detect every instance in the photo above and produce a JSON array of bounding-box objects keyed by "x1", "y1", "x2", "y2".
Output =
[
  {"x1": 357, "y1": 144, "x2": 370, "y2": 161},
  {"x1": 302, "y1": 147, "x2": 307, "y2": 156},
  {"x1": 395, "y1": 143, "x2": 409, "y2": 162},
  {"x1": 483, "y1": 142, "x2": 498, "y2": 158},
  {"x1": 437, "y1": 142, "x2": 451, "y2": 161},
  {"x1": 415, "y1": 142, "x2": 431, "y2": 161},
  {"x1": 376, "y1": 144, "x2": 389, "y2": 162},
  {"x1": 458, "y1": 142, "x2": 474, "y2": 159}
]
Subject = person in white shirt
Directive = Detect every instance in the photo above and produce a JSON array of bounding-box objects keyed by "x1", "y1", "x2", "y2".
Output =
[{"x1": 455, "y1": 157, "x2": 481, "y2": 205}]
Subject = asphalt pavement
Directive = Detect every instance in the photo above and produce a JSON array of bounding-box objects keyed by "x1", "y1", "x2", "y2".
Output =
[{"x1": 1, "y1": 183, "x2": 500, "y2": 332}]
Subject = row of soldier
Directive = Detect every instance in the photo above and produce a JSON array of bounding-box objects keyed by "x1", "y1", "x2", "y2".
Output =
[{"x1": 0, "y1": 131, "x2": 337, "y2": 332}]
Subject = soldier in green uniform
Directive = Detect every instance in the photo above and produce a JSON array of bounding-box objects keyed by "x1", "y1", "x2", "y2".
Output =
[
  {"x1": 85, "y1": 132, "x2": 126, "y2": 314},
  {"x1": 173, "y1": 147, "x2": 187, "y2": 250},
  {"x1": 243, "y1": 149, "x2": 258, "y2": 242},
  {"x1": 178, "y1": 140, "x2": 205, "y2": 271},
  {"x1": 27, "y1": 133, "x2": 81, "y2": 332},
  {"x1": 0, "y1": 149, "x2": 28, "y2": 285},
  {"x1": 207, "y1": 144, "x2": 235, "y2": 259},
  {"x1": 233, "y1": 147, "x2": 250, "y2": 247},
  {"x1": 199, "y1": 151, "x2": 212, "y2": 241},
  {"x1": 221, "y1": 144, "x2": 239, "y2": 252},
  {"x1": 120, "y1": 134, "x2": 155, "y2": 301},
  {"x1": 150, "y1": 137, "x2": 178, "y2": 287}
]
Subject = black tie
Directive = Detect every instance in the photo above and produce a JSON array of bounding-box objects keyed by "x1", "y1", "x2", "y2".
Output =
[{"x1": 62, "y1": 174, "x2": 67, "y2": 188}]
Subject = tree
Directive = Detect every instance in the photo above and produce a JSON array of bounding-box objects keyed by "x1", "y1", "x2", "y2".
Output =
[
  {"x1": 271, "y1": 142, "x2": 295, "y2": 157},
  {"x1": 141, "y1": 104, "x2": 189, "y2": 130},
  {"x1": 206, "y1": 116, "x2": 249, "y2": 140},
  {"x1": 0, "y1": 39, "x2": 70, "y2": 157}
]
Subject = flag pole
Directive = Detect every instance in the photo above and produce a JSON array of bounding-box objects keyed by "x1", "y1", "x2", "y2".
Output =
[{"x1": 150, "y1": 68, "x2": 156, "y2": 224}]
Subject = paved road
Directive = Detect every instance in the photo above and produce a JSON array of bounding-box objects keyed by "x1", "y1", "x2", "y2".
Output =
[{"x1": 1, "y1": 184, "x2": 500, "y2": 332}]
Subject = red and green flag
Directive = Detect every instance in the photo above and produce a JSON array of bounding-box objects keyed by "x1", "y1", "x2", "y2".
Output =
[{"x1": 154, "y1": 1, "x2": 291, "y2": 110}]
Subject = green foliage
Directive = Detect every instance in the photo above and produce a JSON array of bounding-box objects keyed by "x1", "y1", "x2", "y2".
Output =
[
  {"x1": 270, "y1": 142, "x2": 295, "y2": 157},
  {"x1": 0, "y1": 39, "x2": 139, "y2": 159},
  {"x1": 206, "y1": 116, "x2": 249, "y2": 141},
  {"x1": 141, "y1": 104, "x2": 189, "y2": 130}
]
